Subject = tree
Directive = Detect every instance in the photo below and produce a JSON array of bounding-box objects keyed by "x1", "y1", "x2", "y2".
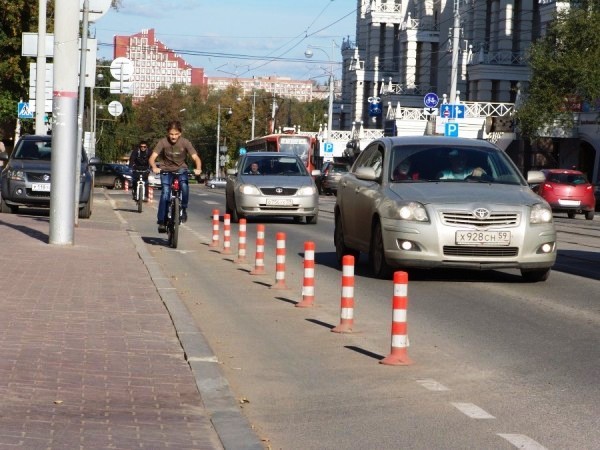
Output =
[{"x1": 516, "y1": 1, "x2": 600, "y2": 139}]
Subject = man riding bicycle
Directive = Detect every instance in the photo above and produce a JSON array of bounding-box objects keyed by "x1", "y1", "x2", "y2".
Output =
[
  {"x1": 149, "y1": 121, "x2": 202, "y2": 233},
  {"x1": 128, "y1": 140, "x2": 151, "y2": 201}
]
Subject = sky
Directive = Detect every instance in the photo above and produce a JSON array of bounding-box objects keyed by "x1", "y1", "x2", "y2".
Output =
[{"x1": 91, "y1": 0, "x2": 357, "y2": 83}]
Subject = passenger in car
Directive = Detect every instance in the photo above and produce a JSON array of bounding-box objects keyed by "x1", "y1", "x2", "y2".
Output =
[
  {"x1": 247, "y1": 162, "x2": 261, "y2": 174},
  {"x1": 393, "y1": 159, "x2": 419, "y2": 180}
]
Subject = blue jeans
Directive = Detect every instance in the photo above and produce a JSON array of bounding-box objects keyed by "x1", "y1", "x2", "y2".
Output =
[{"x1": 157, "y1": 170, "x2": 189, "y2": 224}]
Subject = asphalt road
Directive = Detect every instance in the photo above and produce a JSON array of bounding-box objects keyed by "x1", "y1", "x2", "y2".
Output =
[{"x1": 109, "y1": 186, "x2": 600, "y2": 450}]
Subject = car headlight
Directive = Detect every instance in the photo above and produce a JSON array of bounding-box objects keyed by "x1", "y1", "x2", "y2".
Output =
[
  {"x1": 530, "y1": 203, "x2": 553, "y2": 224},
  {"x1": 240, "y1": 184, "x2": 261, "y2": 195},
  {"x1": 390, "y1": 201, "x2": 429, "y2": 222},
  {"x1": 297, "y1": 186, "x2": 317, "y2": 196},
  {"x1": 8, "y1": 169, "x2": 25, "y2": 181}
]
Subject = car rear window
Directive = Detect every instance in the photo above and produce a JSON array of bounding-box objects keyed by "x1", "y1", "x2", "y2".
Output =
[{"x1": 547, "y1": 173, "x2": 589, "y2": 185}]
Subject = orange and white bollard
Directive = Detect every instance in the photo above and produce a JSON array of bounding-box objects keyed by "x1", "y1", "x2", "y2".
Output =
[
  {"x1": 222, "y1": 214, "x2": 232, "y2": 254},
  {"x1": 209, "y1": 209, "x2": 220, "y2": 248},
  {"x1": 332, "y1": 255, "x2": 355, "y2": 333},
  {"x1": 124, "y1": 179, "x2": 129, "y2": 192},
  {"x1": 270, "y1": 232, "x2": 288, "y2": 289},
  {"x1": 250, "y1": 224, "x2": 266, "y2": 275},
  {"x1": 235, "y1": 218, "x2": 247, "y2": 263},
  {"x1": 148, "y1": 185, "x2": 154, "y2": 202},
  {"x1": 380, "y1": 271, "x2": 413, "y2": 366},
  {"x1": 296, "y1": 241, "x2": 316, "y2": 308}
]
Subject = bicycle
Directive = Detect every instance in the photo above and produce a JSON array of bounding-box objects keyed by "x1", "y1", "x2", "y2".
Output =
[
  {"x1": 133, "y1": 170, "x2": 148, "y2": 213},
  {"x1": 163, "y1": 171, "x2": 184, "y2": 248}
]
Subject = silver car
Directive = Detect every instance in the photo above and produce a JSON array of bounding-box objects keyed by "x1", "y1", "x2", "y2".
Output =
[
  {"x1": 334, "y1": 136, "x2": 557, "y2": 282},
  {"x1": 225, "y1": 152, "x2": 320, "y2": 224}
]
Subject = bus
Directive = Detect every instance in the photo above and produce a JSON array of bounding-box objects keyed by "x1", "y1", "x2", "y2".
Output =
[{"x1": 245, "y1": 130, "x2": 318, "y2": 173}]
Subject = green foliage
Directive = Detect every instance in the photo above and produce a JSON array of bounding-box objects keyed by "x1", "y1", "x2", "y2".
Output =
[{"x1": 516, "y1": 4, "x2": 600, "y2": 139}]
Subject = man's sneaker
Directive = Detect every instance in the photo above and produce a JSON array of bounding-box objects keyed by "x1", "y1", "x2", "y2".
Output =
[
  {"x1": 181, "y1": 208, "x2": 188, "y2": 223},
  {"x1": 158, "y1": 223, "x2": 167, "y2": 233}
]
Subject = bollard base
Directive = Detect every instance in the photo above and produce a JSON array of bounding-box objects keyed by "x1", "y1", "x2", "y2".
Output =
[
  {"x1": 270, "y1": 281, "x2": 288, "y2": 290},
  {"x1": 295, "y1": 298, "x2": 314, "y2": 308},
  {"x1": 331, "y1": 322, "x2": 353, "y2": 333},
  {"x1": 250, "y1": 268, "x2": 266, "y2": 275},
  {"x1": 380, "y1": 350, "x2": 413, "y2": 366}
]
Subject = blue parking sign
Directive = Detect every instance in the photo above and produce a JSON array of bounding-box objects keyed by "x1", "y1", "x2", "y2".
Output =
[{"x1": 445, "y1": 122, "x2": 459, "y2": 137}]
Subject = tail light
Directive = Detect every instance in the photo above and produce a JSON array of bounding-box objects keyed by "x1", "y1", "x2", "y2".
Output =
[{"x1": 172, "y1": 178, "x2": 180, "y2": 190}]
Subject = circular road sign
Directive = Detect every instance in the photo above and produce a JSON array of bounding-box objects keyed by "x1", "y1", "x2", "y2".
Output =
[
  {"x1": 107, "y1": 101, "x2": 124, "y2": 117},
  {"x1": 424, "y1": 93, "x2": 439, "y2": 108},
  {"x1": 80, "y1": 0, "x2": 112, "y2": 22},
  {"x1": 110, "y1": 57, "x2": 134, "y2": 81}
]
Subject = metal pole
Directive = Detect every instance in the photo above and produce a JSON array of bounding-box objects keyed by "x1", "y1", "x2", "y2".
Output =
[
  {"x1": 49, "y1": 0, "x2": 80, "y2": 245},
  {"x1": 216, "y1": 104, "x2": 221, "y2": 178},
  {"x1": 35, "y1": 0, "x2": 47, "y2": 134},
  {"x1": 327, "y1": 73, "x2": 334, "y2": 135},
  {"x1": 449, "y1": 0, "x2": 460, "y2": 104},
  {"x1": 251, "y1": 91, "x2": 256, "y2": 140},
  {"x1": 74, "y1": 0, "x2": 89, "y2": 226}
]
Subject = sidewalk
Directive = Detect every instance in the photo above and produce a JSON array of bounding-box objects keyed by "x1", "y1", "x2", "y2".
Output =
[{"x1": 0, "y1": 190, "x2": 263, "y2": 449}]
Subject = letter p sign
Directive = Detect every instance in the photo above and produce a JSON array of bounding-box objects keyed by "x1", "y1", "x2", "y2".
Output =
[{"x1": 445, "y1": 122, "x2": 459, "y2": 137}]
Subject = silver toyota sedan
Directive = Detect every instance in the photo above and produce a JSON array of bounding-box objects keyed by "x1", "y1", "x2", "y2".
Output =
[
  {"x1": 225, "y1": 152, "x2": 320, "y2": 224},
  {"x1": 334, "y1": 136, "x2": 557, "y2": 282}
]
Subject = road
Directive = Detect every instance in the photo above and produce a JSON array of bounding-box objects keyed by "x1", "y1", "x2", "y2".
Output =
[{"x1": 108, "y1": 185, "x2": 600, "y2": 450}]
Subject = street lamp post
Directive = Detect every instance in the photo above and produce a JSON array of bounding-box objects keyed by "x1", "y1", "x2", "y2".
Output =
[
  {"x1": 304, "y1": 41, "x2": 336, "y2": 136},
  {"x1": 216, "y1": 104, "x2": 233, "y2": 177}
]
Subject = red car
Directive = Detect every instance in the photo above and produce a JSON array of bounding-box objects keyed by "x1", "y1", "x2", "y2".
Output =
[{"x1": 537, "y1": 169, "x2": 596, "y2": 220}]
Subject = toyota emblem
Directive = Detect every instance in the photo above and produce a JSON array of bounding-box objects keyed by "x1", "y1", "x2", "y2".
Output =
[
  {"x1": 473, "y1": 208, "x2": 490, "y2": 219},
  {"x1": 43, "y1": 174, "x2": 50, "y2": 181},
  {"x1": 275, "y1": 187, "x2": 283, "y2": 194}
]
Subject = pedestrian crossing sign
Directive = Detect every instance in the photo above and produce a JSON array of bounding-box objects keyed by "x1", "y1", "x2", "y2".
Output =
[{"x1": 18, "y1": 102, "x2": 34, "y2": 119}]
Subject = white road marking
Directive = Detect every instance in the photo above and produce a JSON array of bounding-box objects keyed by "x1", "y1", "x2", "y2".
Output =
[
  {"x1": 188, "y1": 356, "x2": 219, "y2": 363},
  {"x1": 204, "y1": 200, "x2": 220, "y2": 205},
  {"x1": 451, "y1": 402, "x2": 495, "y2": 419},
  {"x1": 498, "y1": 434, "x2": 548, "y2": 450},
  {"x1": 416, "y1": 379, "x2": 450, "y2": 391}
]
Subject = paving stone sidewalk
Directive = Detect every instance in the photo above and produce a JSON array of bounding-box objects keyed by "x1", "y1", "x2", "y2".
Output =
[{"x1": 0, "y1": 191, "x2": 261, "y2": 449}]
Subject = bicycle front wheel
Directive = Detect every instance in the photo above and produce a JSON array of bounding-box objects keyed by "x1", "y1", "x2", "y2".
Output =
[
  {"x1": 169, "y1": 197, "x2": 180, "y2": 248},
  {"x1": 137, "y1": 184, "x2": 143, "y2": 213}
]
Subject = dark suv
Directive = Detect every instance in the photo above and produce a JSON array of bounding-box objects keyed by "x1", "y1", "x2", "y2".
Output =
[
  {"x1": 316, "y1": 161, "x2": 350, "y2": 195},
  {"x1": 0, "y1": 135, "x2": 99, "y2": 218}
]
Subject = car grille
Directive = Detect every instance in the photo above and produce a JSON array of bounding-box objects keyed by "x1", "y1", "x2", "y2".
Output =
[
  {"x1": 260, "y1": 187, "x2": 297, "y2": 195},
  {"x1": 442, "y1": 211, "x2": 519, "y2": 227},
  {"x1": 27, "y1": 172, "x2": 51, "y2": 182},
  {"x1": 443, "y1": 246, "x2": 519, "y2": 257}
]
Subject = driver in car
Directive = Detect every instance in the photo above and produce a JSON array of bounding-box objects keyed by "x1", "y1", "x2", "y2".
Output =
[{"x1": 438, "y1": 149, "x2": 486, "y2": 180}]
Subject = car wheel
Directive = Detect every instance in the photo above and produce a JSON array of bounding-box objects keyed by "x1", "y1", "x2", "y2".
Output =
[
  {"x1": 334, "y1": 213, "x2": 359, "y2": 267},
  {"x1": 567, "y1": 211, "x2": 576, "y2": 219},
  {"x1": 521, "y1": 268, "x2": 550, "y2": 282},
  {"x1": 585, "y1": 210, "x2": 594, "y2": 220},
  {"x1": 113, "y1": 178, "x2": 123, "y2": 190},
  {"x1": 0, "y1": 197, "x2": 17, "y2": 214},
  {"x1": 370, "y1": 221, "x2": 393, "y2": 279},
  {"x1": 78, "y1": 199, "x2": 92, "y2": 219},
  {"x1": 229, "y1": 198, "x2": 240, "y2": 223}
]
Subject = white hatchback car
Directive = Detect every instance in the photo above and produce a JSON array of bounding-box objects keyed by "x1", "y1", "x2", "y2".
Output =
[{"x1": 334, "y1": 136, "x2": 557, "y2": 282}]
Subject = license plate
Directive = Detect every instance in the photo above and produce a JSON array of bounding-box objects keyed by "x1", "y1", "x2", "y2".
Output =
[
  {"x1": 558, "y1": 199, "x2": 580, "y2": 206},
  {"x1": 455, "y1": 230, "x2": 511, "y2": 246},
  {"x1": 31, "y1": 183, "x2": 51, "y2": 192},
  {"x1": 266, "y1": 198, "x2": 293, "y2": 206}
]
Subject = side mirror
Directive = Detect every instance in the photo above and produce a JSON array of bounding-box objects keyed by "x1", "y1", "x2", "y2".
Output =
[
  {"x1": 355, "y1": 166, "x2": 377, "y2": 181},
  {"x1": 227, "y1": 168, "x2": 237, "y2": 175},
  {"x1": 311, "y1": 169, "x2": 321, "y2": 177},
  {"x1": 89, "y1": 157, "x2": 101, "y2": 165},
  {"x1": 0, "y1": 153, "x2": 8, "y2": 162},
  {"x1": 526, "y1": 170, "x2": 545, "y2": 184}
]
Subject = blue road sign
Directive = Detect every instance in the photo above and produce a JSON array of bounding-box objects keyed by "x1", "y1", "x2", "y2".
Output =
[
  {"x1": 323, "y1": 142, "x2": 334, "y2": 153},
  {"x1": 239, "y1": 147, "x2": 247, "y2": 155},
  {"x1": 18, "y1": 102, "x2": 34, "y2": 119},
  {"x1": 424, "y1": 93, "x2": 439, "y2": 108},
  {"x1": 445, "y1": 122, "x2": 459, "y2": 137},
  {"x1": 453, "y1": 104, "x2": 466, "y2": 119},
  {"x1": 439, "y1": 104, "x2": 465, "y2": 119}
]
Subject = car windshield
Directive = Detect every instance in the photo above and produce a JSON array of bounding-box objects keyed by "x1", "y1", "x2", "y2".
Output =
[
  {"x1": 389, "y1": 144, "x2": 525, "y2": 185},
  {"x1": 13, "y1": 140, "x2": 52, "y2": 160},
  {"x1": 547, "y1": 173, "x2": 589, "y2": 185},
  {"x1": 13, "y1": 139, "x2": 88, "y2": 162},
  {"x1": 242, "y1": 155, "x2": 307, "y2": 176}
]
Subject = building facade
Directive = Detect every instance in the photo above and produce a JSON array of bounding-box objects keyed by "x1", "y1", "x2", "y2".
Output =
[{"x1": 113, "y1": 29, "x2": 206, "y2": 102}]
